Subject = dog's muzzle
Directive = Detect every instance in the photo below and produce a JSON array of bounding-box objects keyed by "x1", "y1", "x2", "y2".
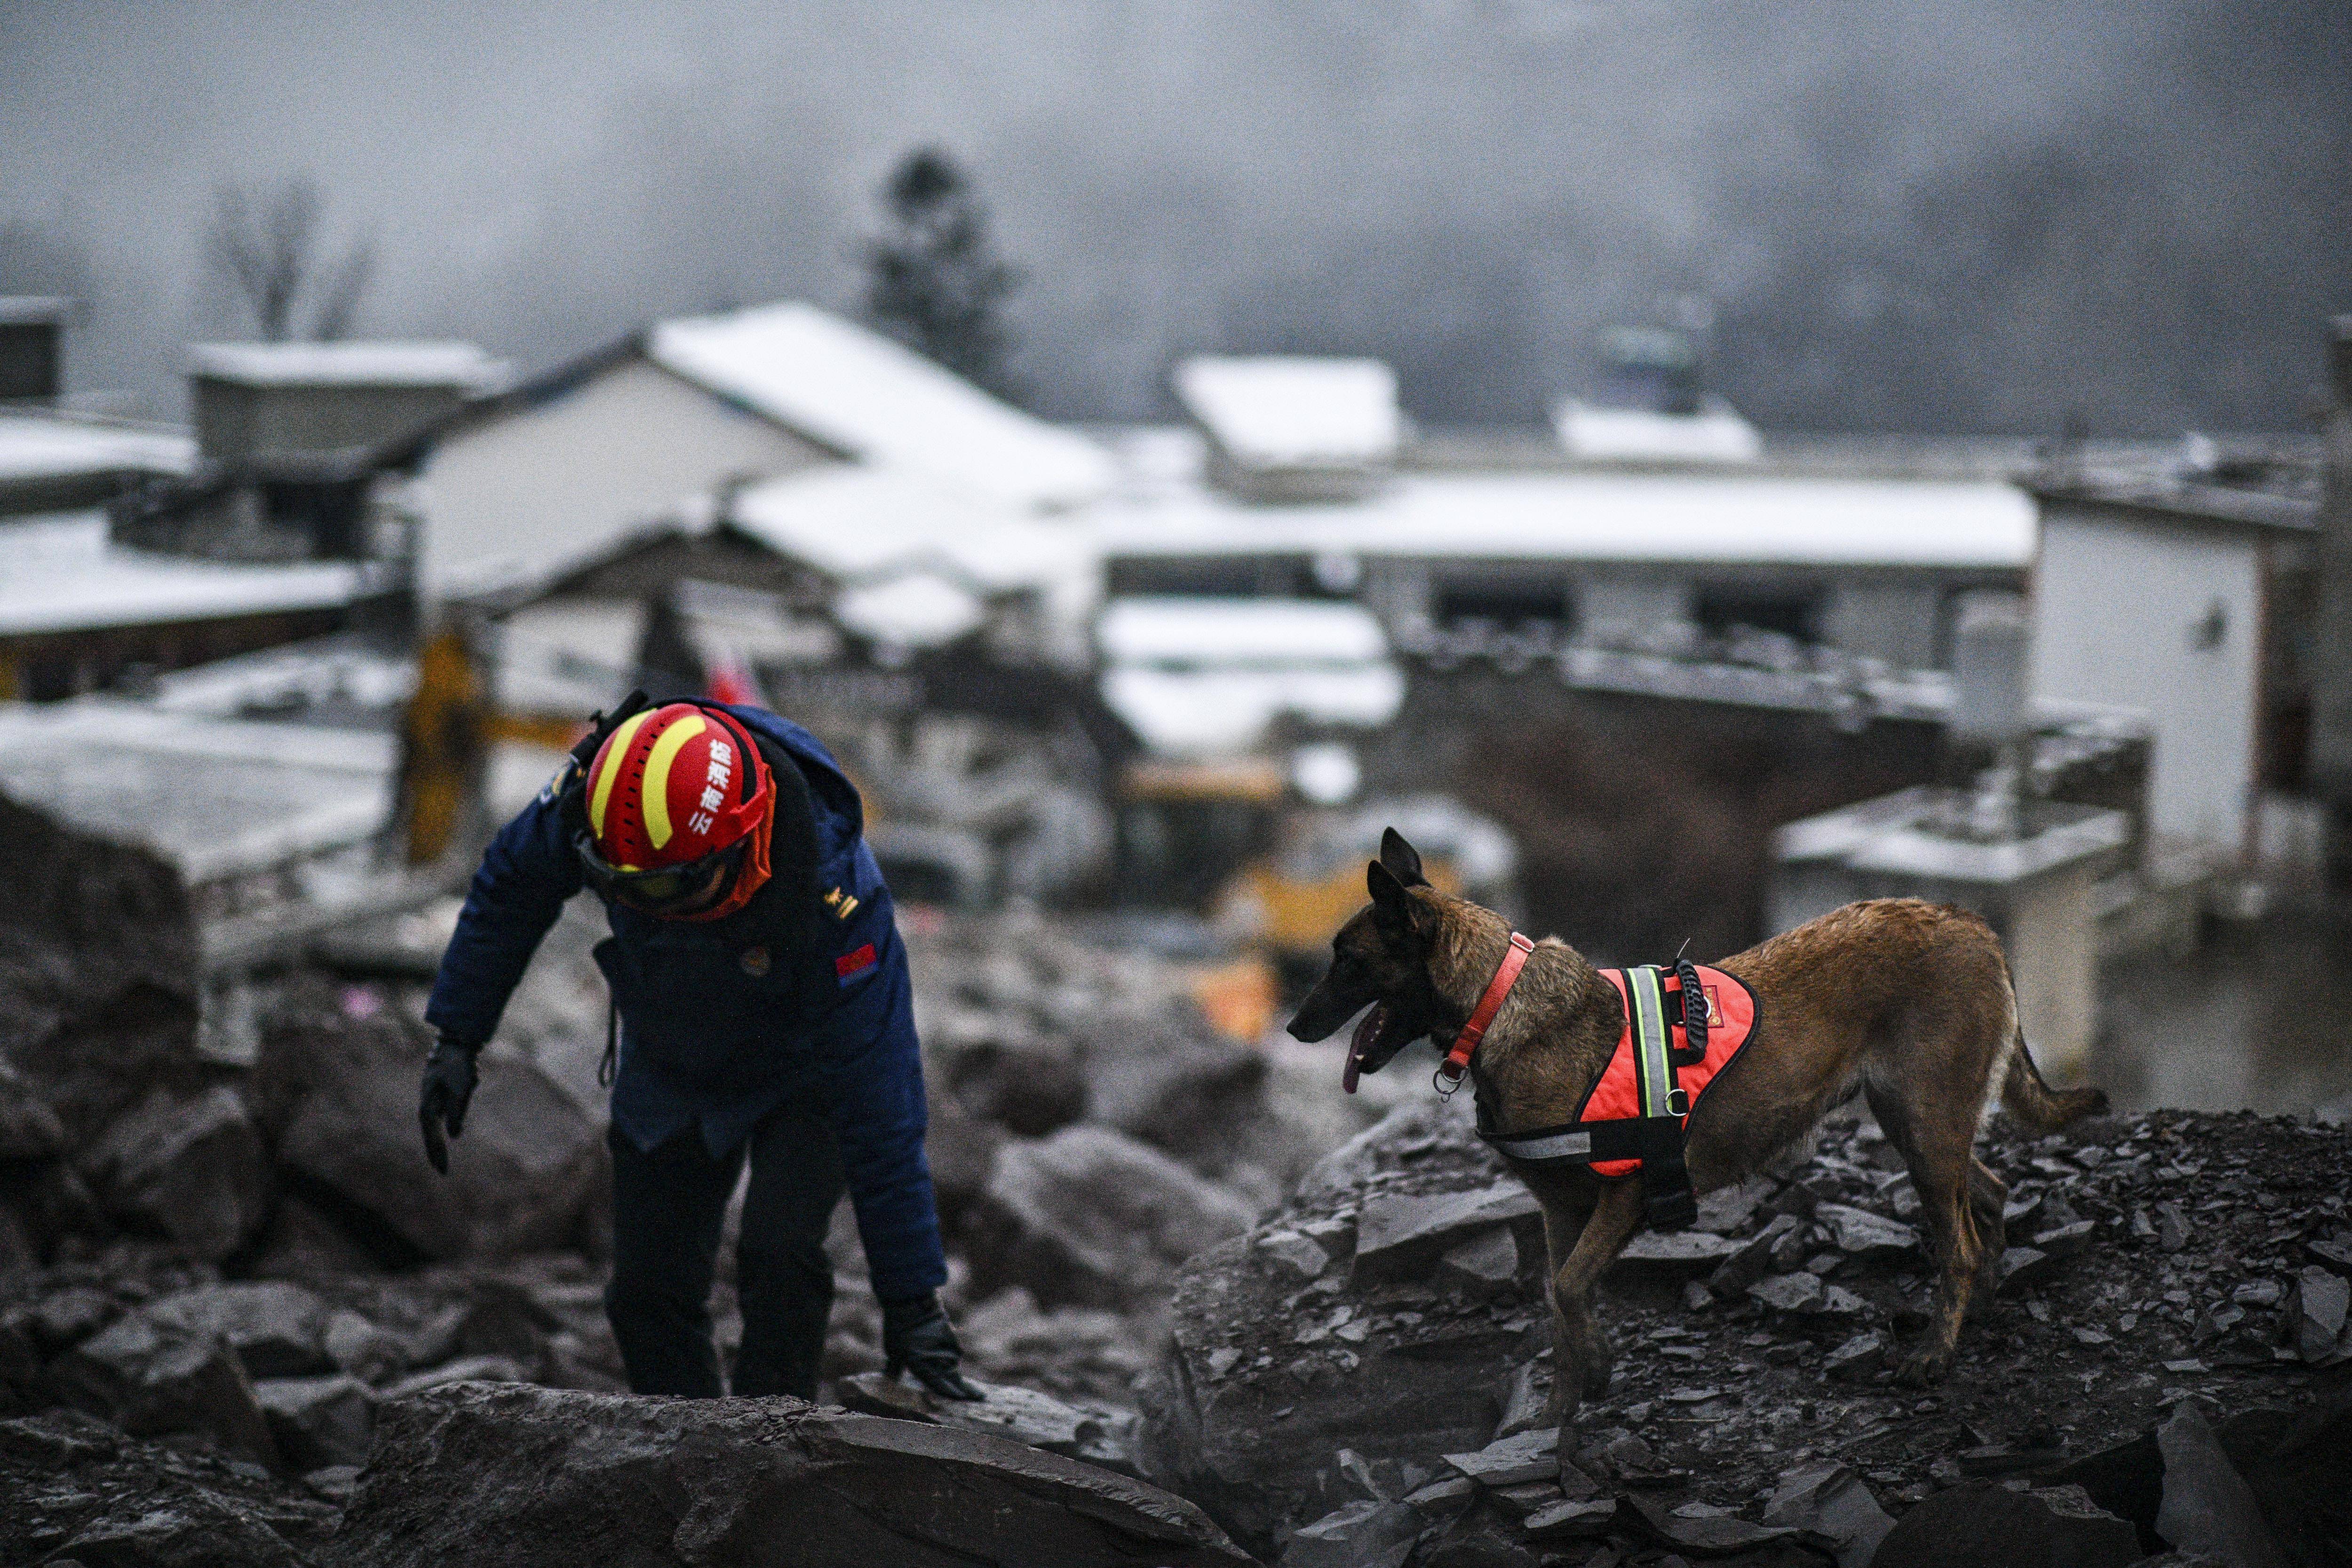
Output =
[{"x1": 1343, "y1": 1003, "x2": 1401, "y2": 1094}]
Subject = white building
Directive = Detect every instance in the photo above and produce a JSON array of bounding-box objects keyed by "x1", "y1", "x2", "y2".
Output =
[
  {"x1": 1095, "y1": 446, "x2": 2037, "y2": 672},
  {"x1": 394, "y1": 302, "x2": 1115, "y2": 602},
  {"x1": 1095, "y1": 595, "x2": 1403, "y2": 757},
  {"x1": 1172, "y1": 356, "x2": 1402, "y2": 502},
  {"x1": 2029, "y1": 464, "x2": 2319, "y2": 861}
]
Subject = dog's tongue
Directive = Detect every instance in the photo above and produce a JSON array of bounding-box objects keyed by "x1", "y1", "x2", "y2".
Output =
[{"x1": 1344, "y1": 1004, "x2": 1389, "y2": 1095}]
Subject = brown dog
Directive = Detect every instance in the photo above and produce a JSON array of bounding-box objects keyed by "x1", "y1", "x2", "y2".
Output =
[{"x1": 1287, "y1": 830, "x2": 2106, "y2": 1421}]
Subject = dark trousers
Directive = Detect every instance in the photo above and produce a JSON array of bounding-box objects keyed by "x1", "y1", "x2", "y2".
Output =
[{"x1": 603, "y1": 1098, "x2": 845, "y2": 1398}]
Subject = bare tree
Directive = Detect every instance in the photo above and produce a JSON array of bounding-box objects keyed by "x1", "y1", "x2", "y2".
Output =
[{"x1": 207, "y1": 178, "x2": 374, "y2": 341}]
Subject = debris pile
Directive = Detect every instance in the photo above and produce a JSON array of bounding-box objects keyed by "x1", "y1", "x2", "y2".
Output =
[
  {"x1": 1144, "y1": 1086, "x2": 2352, "y2": 1565},
  {"x1": 0, "y1": 788, "x2": 1369, "y2": 1560}
]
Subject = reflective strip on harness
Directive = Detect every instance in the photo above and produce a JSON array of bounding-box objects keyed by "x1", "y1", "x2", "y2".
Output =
[
  {"x1": 1474, "y1": 963, "x2": 1759, "y2": 1177},
  {"x1": 1494, "y1": 1128, "x2": 1592, "y2": 1161},
  {"x1": 1626, "y1": 965, "x2": 1679, "y2": 1120}
]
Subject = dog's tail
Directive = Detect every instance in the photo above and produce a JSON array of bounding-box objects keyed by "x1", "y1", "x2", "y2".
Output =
[{"x1": 1999, "y1": 1029, "x2": 2109, "y2": 1131}]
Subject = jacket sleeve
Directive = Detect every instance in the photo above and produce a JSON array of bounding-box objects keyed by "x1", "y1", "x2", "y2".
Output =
[
  {"x1": 423, "y1": 783, "x2": 584, "y2": 1048},
  {"x1": 823, "y1": 946, "x2": 949, "y2": 1303}
]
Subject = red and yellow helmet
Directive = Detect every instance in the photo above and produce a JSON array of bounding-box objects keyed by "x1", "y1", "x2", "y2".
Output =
[{"x1": 575, "y1": 702, "x2": 772, "y2": 919}]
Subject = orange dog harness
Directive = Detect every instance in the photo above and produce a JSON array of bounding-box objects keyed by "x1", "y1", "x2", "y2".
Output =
[{"x1": 1475, "y1": 962, "x2": 1758, "y2": 1229}]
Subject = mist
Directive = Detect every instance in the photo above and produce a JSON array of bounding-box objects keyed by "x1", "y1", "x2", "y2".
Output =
[{"x1": 2, "y1": 0, "x2": 2345, "y2": 433}]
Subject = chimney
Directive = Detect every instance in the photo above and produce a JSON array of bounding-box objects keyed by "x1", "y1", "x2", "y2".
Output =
[
  {"x1": 2313, "y1": 317, "x2": 2352, "y2": 889},
  {"x1": 0, "y1": 297, "x2": 72, "y2": 403},
  {"x1": 1951, "y1": 591, "x2": 2032, "y2": 749}
]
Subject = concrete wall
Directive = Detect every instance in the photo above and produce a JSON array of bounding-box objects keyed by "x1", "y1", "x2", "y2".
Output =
[
  {"x1": 194, "y1": 379, "x2": 472, "y2": 466},
  {"x1": 415, "y1": 356, "x2": 832, "y2": 599},
  {"x1": 2032, "y1": 506, "x2": 2262, "y2": 852},
  {"x1": 1576, "y1": 570, "x2": 1690, "y2": 637},
  {"x1": 1821, "y1": 579, "x2": 1946, "y2": 669}
]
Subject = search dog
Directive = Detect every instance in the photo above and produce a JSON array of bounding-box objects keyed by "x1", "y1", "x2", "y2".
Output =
[{"x1": 1286, "y1": 830, "x2": 2106, "y2": 1422}]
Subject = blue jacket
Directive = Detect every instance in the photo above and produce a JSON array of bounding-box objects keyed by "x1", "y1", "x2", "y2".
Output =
[{"x1": 424, "y1": 704, "x2": 946, "y2": 1302}]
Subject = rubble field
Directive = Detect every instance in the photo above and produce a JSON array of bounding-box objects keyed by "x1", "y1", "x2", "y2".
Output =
[
  {"x1": 5, "y1": 794, "x2": 2350, "y2": 1563},
  {"x1": 1147, "y1": 1088, "x2": 2352, "y2": 1566}
]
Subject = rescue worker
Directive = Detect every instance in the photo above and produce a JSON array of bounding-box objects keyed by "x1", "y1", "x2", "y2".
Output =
[{"x1": 416, "y1": 694, "x2": 979, "y2": 1402}]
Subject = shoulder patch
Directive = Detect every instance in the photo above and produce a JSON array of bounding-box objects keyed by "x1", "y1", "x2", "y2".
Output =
[{"x1": 538, "y1": 758, "x2": 578, "y2": 804}]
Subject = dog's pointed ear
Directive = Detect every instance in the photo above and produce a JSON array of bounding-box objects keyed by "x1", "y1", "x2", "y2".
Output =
[
  {"x1": 1367, "y1": 859, "x2": 1431, "y2": 940},
  {"x1": 1379, "y1": 828, "x2": 1429, "y2": 888}
]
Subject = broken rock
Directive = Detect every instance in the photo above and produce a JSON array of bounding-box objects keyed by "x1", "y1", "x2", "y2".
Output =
[
  {"x1": 1614, "y1": 1229, "x2": 1745, "y2": 1275},
  {"x1": 328, "y1": 1379, "x2": 1253, "y2": 1568},
  {"x1": 1281, "y1": 1500, "x2": 1422, "y2": 1568},
  {"x1": 837, "y1": 1370, "x2": 1137, "y2": 1474},
  {"x1": 78, "y1": 1083, "x2": 269, "y2": 1260},
  {"x1": 52, "y1": 1313, "x2": 278, "y2": 1464},
  {"x1": 1256, "y1": 1227, "x2": 1336, "y2": 1281},
  {"x1": 1352, "y1": 1181, "x2": 1540, "y2": 1284},
  {"x1": 1813, "y1": 1202, "x2": 1920, "y2": 1265},
  {"x1": 254, "y1": 1372, "x2": 377, "y2": 1470},
  {"x1": 1869, "y1": 1478, "x2": 2139, "y2": 1568},
  {"x1": 1706, "y1": 1212, "x2": 1801, "y2": 1296},
  {"x1": 1624, "y1": 1491, "x2": 1797, "y2": 1553},
  {"x1": 264, "y1": 1005, "x2": 602, "y2": 1261},
  {"x1": 1761, "y1": 1463, "x2": 1895, "y2": 1568},
  {"x1": 965, "y1": 1124, "x2": 1255, "y2": 1312},
  {"x1": 1522, "y1": 1495, "x2": 1618, "y2": 1540},
  {"x1": 1824, "y1": 1330, "x2": 1886, "y2": 1380},
  {"x1": 1443, "y1": 1426, "x2": 1560, "y2": 1487},
  {"x1": 2287, "y1": 1266, "x2": 2350, "y2": 1363},
  {"x1": 1748, "y1": 1270, "x2": 1826, "y2": 1313},
  {"x1": 0, "y1": 1408, "x2": 334, "y2": 1568},
  {"x1": 1440, "y1": 1227, "x2": 1521, "y2": 1296},
  {"x1": 143, "y1": 1281, "x2": 334, "y2": 1379},
  {"x1": 2154, "y1": 1403, "x2": 2288, "y2": 1568}
]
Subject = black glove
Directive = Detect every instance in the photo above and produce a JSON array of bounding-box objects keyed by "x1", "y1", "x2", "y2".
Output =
[
  {"x1": 882, "y1": 1292, "x2": 982, "y2": 1400},
  {"x1": 417, "y1": 1035, "x2": 480, "y2": 1176}
]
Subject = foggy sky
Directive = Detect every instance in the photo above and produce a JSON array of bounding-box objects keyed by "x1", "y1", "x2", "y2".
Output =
[{"x1": 2, "y1": 0, "x2": 2346, "y2": 434}]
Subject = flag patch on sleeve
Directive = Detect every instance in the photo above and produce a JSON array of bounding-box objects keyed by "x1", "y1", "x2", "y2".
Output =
[{"x1": 835, "y1": 943, "x2": 877, "y2": 982}]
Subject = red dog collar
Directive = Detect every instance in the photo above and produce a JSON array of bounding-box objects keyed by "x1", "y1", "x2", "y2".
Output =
[{"x1": 1435, "y1": 932, "x2": 1535, "y2": 1095}]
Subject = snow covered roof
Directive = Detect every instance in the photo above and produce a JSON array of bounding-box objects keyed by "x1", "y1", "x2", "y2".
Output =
[
  {"x1": 187, "y1": 341, "x2": 507, "y2": 389},
  {"x1": 1101, "y1": 667, "x2": 1404, "y2": 757},
  {"x1": 0, "y1": 512, "x2": 377, "y2": 636},
  {"x1": 649, "y1": 303, "x2": 1115, "y2": 512},
  {"x1": 834, "y1": 573, "x2": 986, "y2": 651},
  {"x1": 0, "y1": 416, "x2": 195, "y2": 484},
  {"x1": 727, "y1": 465, "x2": 1085, "y2": 595},
  {"x1": 1097, "y1": 596, "x2": 1391, "y2": 666},
  {"x1": 1097, "y1": 596, "x2": 1403, "y2": 756},
  {"x1": 1093, "y1": 471, "x2": 2036, "y2": 571},
  {"x1": 0, "y1": 700, "x2": 391, "y2": 884},
  {"x1": 147, "y1": 636, "x2": 416, "y2": 718},
  {"x1": 1553, "y1": 396, "x2": 1762, "y2": 465},
  {"x1": 1174, "y1": 357, "x2": 1402, "y2": 471}
]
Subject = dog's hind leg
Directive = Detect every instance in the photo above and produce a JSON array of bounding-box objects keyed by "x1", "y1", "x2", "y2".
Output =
[
  {"x1": 1964, "y1": 1157, "x2": 2007, "y2": 1321},
  {"x1": 1546, "y1": 1178, "x2": 1644, "y2": 1424},
  {"x1": 1866, "y1": 1077, "x2": 1986, "y2": 1385}
]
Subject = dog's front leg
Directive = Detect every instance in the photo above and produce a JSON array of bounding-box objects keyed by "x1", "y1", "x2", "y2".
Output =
[
  {"x1": 1546, "y1": 1179, "x2": 1644, "y2": 1424},
  {"x1": 1531, "y1": 1178, "x2": 1593, "y2": 1424}
]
